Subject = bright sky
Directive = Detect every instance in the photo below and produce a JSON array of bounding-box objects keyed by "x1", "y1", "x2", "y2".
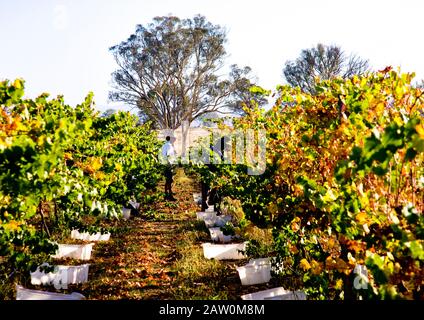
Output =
[{"x1": 1, "y1": 0, "x2": 423, "y2": 112}]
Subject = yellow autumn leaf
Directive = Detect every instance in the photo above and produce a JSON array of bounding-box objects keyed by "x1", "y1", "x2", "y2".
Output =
[
  {"x1": 1, "y1": 197, "x2": 11, "y2": 206},
  {"x1": 292, "y1": 216, "x2": 301, "y2": 223},
  {"x1": 37, "y1": 135, "x2": 46, "y2": 146},
  {"x1": 334, "y1": 279, "x2": 344, "y2": 290},
  {"x1": 300, "y1": 258, "x2": 311, "y2": 271},
  {"x1": 94, "y1": 171, "x2": 106, "y2": 180},
  {"x1": 416, "y1": 124, "x2": 424, "y2": 140},
  {"x1": 5, "y1": 220, "x2": 21, "y2": 232},
  {"x1": 289, "y1": 244, "x2": 299, "y2": 254},
  {"x1": 64, "y1": 152, "x2": 73, "y2": 160},
  {"x1": 91, "y1": 157, "x2": 103, "y2": 171},
  {"x1": 325, "y1": 256, "x2": 349, "y2": 274},
  {"x1": 291, "y1": 221, "x2": 300, "y2": 232},
  {"x1": 327, "y1": 237, "x2": 336, "y2": 249},
  {"x1": 296, "y1": 94, "x2": 303, "y2": 104},
  {"x1": 394, "y1": 116, "x2": 403, "y2": 126},
  {"x1": 375, "y1": 102, "x2": 385, "y2": 114},
  {"x1": 356, "y1": 211, "x2": 368, "y2": 224},
  {"x1": 293, "y1": 184, "x2": 303, "y2": 196},
  {"x1": 13, "y1": 79, "x2": 23, "y2": 89},
  {"x1": 310, "y1": 260, "x2": 323, "y2": 275},
  {"x1": 0, "y1": 137, "x2": 6, "y2": 151},
  {"x1": 325, "y1": 256, "x2": 336, "y2": 268}
]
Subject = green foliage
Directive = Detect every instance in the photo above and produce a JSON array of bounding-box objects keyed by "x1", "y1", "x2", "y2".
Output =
[
  {"x1": 0, "y1": 79, "x2": 161, "y2": 296},
  {"x1": 190, "y1": 69, "x2": 424, "y2": 300},
  {"x1": 220, "y1": 222, "x2": 235, "y2": 236}
]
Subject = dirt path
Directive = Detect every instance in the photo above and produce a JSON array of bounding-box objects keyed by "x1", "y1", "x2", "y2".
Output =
[
  {"x1": 66, "y1": 168, "x2": 279, "y2": 300},
  {"x1": 75, "y1": 170, "x2": 198, "y2": 299}
]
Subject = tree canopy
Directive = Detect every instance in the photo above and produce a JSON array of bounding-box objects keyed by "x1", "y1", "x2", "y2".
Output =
[
  {"x1": 109, "y1": 15, "x2": 263, "y2": 129},
  {"x1": 283, "y1": 43, "x2": 370, "y2": 94}
]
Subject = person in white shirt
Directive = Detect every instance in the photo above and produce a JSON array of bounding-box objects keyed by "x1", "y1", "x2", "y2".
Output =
[{"x1": 161, "y1": 135, "x2": 176, "y2": 201}]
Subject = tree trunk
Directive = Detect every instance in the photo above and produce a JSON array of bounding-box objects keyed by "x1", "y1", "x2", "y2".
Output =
[
  {"x1": 181, "y1": 120, "x2": 190, "y2": 164},
  {"x1": 38, "y1": 201, "x2": 51, "y2": 237}
]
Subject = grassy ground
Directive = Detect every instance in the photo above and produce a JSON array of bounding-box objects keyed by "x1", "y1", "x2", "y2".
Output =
[{"x1": 7, "y1": 168, "x2": 281, "y2": 300}]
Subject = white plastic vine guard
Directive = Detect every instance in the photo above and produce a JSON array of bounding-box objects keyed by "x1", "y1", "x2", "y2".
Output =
[
  {"x1": 16, "y1": 285, "x2": 85, "y2": 300},
  {"x1": 52, "y1": 243, "x2": 94, "y2": 260},
  {"x1": 264, "y1": 291, "x2": 307, "y2": 300},
  {"x1": 196, "y1": 211, "x2": 217, "y2": 221},
  {"x1": 249, "y1": 258, "x2": 284, "y2": 274},
  {"x1": 205, "y1": 206, "x2": 215, "y2": 213},
  {"x1": 128, "y1": 200, "x2": 140, "y2": 210},
  {"x1": 236, "y1": 260, "x2": 271, "y2": 286},
  {"x1": 30, "y1": 263, "x2": 90, "y2": 287},
  {"x1": 71, "y1": 229, "x2": 110, "y2": 241},
  {"x1": 219, "y1": 233, "x2": 234, "y2": 243},
  {"x1": 202, "y1": 242, "x2": 247, "y2": 260},
  {"x1": 122, "y1": 207, "x2": 131, "y2": 220},
  {"x1": 208, "y1": 227, "x2": 221, "y2": 242},
  {"x1": 241, "y1": 287, "x2": 306, "y2": 300},
  {"x1": 193, "y1": 193, "x2": 202, "y2": 204},
  {"x1": 208, "y1": 227, "x2": 235, "y2": 243},
  {"x1": 248, "y1": 258, "x2": 271, "y2": 266},
  {"x1": 204, "y1": 215, "x2": 232, "y2": 228}
]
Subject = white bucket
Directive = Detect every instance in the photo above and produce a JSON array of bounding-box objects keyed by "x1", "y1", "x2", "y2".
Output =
[
  {"x1": 207, "y1": 227, "x2": 235, "y2": 243},
  {"x1": 264, "y1": 291, "x2": 307, "y2": 300},
  {"x1": 202, "y1": 242, "x2": 247, "y2": 260},
  {"x1": 122, "y1": 207, "x2": 131, "y2": 220},
  {"x1": 52, "y1": 243, "x2": 94, "y2": 261},
  {"x1": 248, "y1": 258, "x2": 271, "y2": 266},
  {"x1": 30, "y1": 263, "x2": 90, "y2": 288},
  {"x1": 128, "y1": 200, "x2": 140, "y2": 210},
  {"x1": 218, "y1": 232, "x2": 235, "y2": 243},
  {"x1": 71, "y1": 229, "x2": 110, "y2": 241},
  {"x1": 196, "y1": 211, "x2": 217, "y2": 221},
  {"x1": 214, "y1": 215, "x2": 232, "y2": 227},
  {"x1": 237, "y1": 262, "x2": 271, "y2": 285},
  {"x1": 16, "y1": 285, "x2": 85, "y2": 300},
  {"x1": 249, "y1": 258, "x2": 284, "y2": 274},
  {"x1": 204, "y1": 215, "x2": 232, "y2": 228},
  {"x1": 208, "y1": 227, "x2": 221, "y2": 242},
  {"x1": 193, "y1": 193, "x2": 202, "y2": 204},
  {"x1": 241, "y1": 287, "x2": 306, "y2": 300},
  {"x1": 204, "y1": 217, "x2": 217, "y2": 228}
]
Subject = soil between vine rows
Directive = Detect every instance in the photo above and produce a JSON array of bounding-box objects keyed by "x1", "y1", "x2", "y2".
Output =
[{"x1": 27, "y1": 168, "x2": 282, "y2": 300}]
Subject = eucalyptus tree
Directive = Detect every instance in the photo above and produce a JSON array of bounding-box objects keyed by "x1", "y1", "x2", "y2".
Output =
[
  {"x1": 283, "y1": 43, "x2": 370, "y2": 94},
  {"x1": 109, "y1": 15, "x2": 263, "y2": 156}
]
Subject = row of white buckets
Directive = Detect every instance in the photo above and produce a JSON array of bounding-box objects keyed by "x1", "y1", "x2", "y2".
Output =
[
  {"x1": 17, "y1": 204, "x2": 140, "y2": 299},
  {"x1": 17, "y1": 228, "x2": 113, "y2": 300},
  {"x1": 198, "y1": 208, "x2": 246, "y2": 260},
  {"x1": 196, "y1": 201, "x2": 307, "y2": 300}
]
